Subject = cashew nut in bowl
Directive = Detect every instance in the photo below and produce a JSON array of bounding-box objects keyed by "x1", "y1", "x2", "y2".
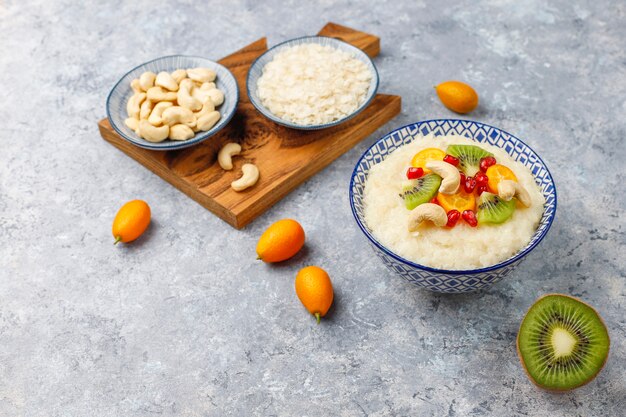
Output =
[
  {"x1": 187, "y1": 67, "x2": 216, "y2": 83},
  {"x1": 177, "y1": 79, "x2": 202, "y2": 111},
  {"x1": 138, "y1": 120, "x2": 169, "y2": 143},
  {"x1": 194, "y1": 100, "x2": 215, "y2": 118},
  {"x1": 139, "y1": 71, "x2": 156, "y2": 91},
  {"x1": 218, "y1": 142, "x2": 242, "y2": 170},
  {"x1": 196, "y1": 111, "x2": 221, "y2": 132},
  {"x1": 498, "y1": 180, "x2": 532, "y2": 207},
  {"x1": 207, "y1": 88, "x2": 225, "y2": 107},
  {"x1": 171, "y1": 69, "x2": 187, "y2": 84},
  {"x1": 231, "y1": 164, "x2": 259, "y2": 192},
  {"x1": 139, "y1": 99, "x2": 154, "y2": 120},
  {"x1": 191, "y1": 87, "x2": 212, "y2": 104},
  {"x1": 169, "y1": 124, "x2": 195, "y2": 141},
  {"x1": 161, "y1": 106, "x2": 196, "y2": 128},
  {"x1": 130, "y1": 78, "x2": 142, "y2": 93},
  {"x1": 126, "y1": 92, "x2": 146, "y2": 119},
  {"x1": 407, "y1": 203, "x2": 448, "y2": 232},
  {"x1": 125, "y1": 117, "x2": 139, "y2": 131},
  {"x1": 155, "y1": 71, "x2": 179, "y2": 91},
  {"x1": 147, "y1": 86, "x2": 178, "y2": 102},
  {"x1": 123, "y1": 65, "x2": 228, "y2": 143},
  {"x1": 425, "y1": 160, "x2": 461, "y2": 195},
  {"x1": 148, "y1": 101, "x2": 173, "y2": 126}
]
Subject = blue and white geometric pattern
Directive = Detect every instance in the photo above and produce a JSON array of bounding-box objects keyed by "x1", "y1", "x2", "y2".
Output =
[
  {"x1": 106, "y1": 55, "x2": 239, "y2": 151},
  {"x1": 349, "y1": 119, "x2": 557, "y2": 293}
]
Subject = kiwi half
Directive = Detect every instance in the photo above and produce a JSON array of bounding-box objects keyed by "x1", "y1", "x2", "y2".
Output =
[
  {"x1": 477, "y1": 192, "x2": 516, "y2": 224},
  {"x1": 517, "y1": 294, "x2": 610, "y2": 391},
  {"x1": 399, "y1": 174, "x2": 442, "y2": 210},
  {"x1": 446, "y1": 144, "x2": 493, "y2": 176}
]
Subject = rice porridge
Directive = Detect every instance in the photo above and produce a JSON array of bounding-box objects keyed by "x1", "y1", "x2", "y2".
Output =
[{"x1": 363, "y1": 134, "x2": 545, "y2": 270}]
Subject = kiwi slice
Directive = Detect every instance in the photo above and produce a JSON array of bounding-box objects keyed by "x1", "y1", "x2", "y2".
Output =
[
  {"x1": 446, "y1": 144, "x2": 493, "y2": 176},
  {"x1": 517, "y1": 294, "x2": 610, "y2": 391},
  {"x1": 399, "y1": 174, "x2": 442, "y2": 210},
  {"x1": 476, "y1": 192, "x2": 516, "y2": 224}
]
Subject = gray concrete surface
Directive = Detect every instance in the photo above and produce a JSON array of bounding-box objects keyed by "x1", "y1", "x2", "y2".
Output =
[{"x1": 1, "y1": 0, "x2": 624, "y2": 416}]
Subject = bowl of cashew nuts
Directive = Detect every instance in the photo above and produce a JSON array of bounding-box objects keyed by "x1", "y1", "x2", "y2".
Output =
[{"x1": 106, "y1": 55, "x2": 239, "y2": 150}]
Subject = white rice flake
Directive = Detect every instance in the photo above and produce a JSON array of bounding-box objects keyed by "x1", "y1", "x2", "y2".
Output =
[{"x1": 256, "y1": 43, "x2": 372, "y2": 126}]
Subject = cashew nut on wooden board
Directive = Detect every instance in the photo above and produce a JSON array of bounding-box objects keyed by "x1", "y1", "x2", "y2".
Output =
[
  {"x1": 124, "y1": 68, "x2": 225, "y2": 142},
  {"x1": 216, "y1": 142, "x2": 260, "y2": 192},
  {"x1": 231, "y1": 164, "x2": 260, "y2": 192}
]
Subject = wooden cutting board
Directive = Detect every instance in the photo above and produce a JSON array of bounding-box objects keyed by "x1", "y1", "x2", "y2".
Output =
[{"x1": 98, "y1": 23, "x2": 401, "y2": 229}]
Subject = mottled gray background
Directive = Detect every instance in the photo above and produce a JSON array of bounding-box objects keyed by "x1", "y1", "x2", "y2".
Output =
[{"x1": 1, "y1": 0, "x2": 624, "y2": 416}]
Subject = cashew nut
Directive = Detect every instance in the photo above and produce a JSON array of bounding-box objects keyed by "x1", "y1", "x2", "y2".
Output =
[
  {"x1": 169, "y1": 124, "x2": 195, "y2": 141},
  {"x1": 124, "y1": 117, "x2": 139, "y2": 131},
  {"x1": 218, "y1": 142, "x2": 242, "y2": 170},
  {"x1": 139, "y1": 99, "x2": 154, "y2": 120},
  {"x1": 497, "y1": 180, "x2": 532, "y2": 207},
  {"x1": 147, "y1": 86, "x2": 178, "y2": 102},
  {"x1": 196, "y1": 111, "x2": 221, "y2": 131},
  {"x1": 138, "y1": 120, "x2": 169, "y2": 143},
  {"x1": 130, "y1": 78, "x2": 142, "y2": 93},
  {"x1": 407, "y1": 203, "x2": 448, "y2": 231},
  {"x1": 206, "y1": 88, "x2": 225, "y2": 107},
  {"x1": 171, "y1": 69, "x2": 187, "y2": 84},
  {"x1": 177, "y1": 79, "x2": 202, "y2": 111},
  {"x1": 161, "y1": 106, "x2": 196, "y2": 128},
  {"x1": 231, "y1": 164, "x2": 259, "y2": 192},
  {"x1": 155, "y1": 71, "x2": 179, "y2": 91},
  {"x1": 200, "y1": 82, "x2": 216, "y2": 91},
  {"x1": 139, "y1": 71, "x2": 156, "y2": 91},
  {"x1": 191, "y1": 86, "x2": 212, "y2": 104},
  {"x1": 194, "y1": 100, "x2": 215, "y2": 118},
  {"x1": 126, "y1": 92, "x2": 146, "y2": 119},
  {"x1": 187, "y1": 67, "x2": 216, "y2": 83},
  {"x1": 425, "y1": 160, "x2": 461, "y2": 195},
  {"x1": 148, "y1": 101, "x2": 173, "y2": 126}
]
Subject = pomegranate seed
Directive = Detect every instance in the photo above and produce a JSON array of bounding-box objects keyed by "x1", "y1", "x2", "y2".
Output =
[
  {"x1": 460, "y1": 172, "x2": 466, "y2": 184},
  {"x1": 446, "y1": 210, "x2": 461, "y2": 227},
  {"x1": 443, "y1": 154, "x2": 460, "y2": 167},
  {"x1": 406, "y1": 167, "x2": 424, "y2": 180},
  {"x1": 479, "y1": 156, "x2": 497, "y2": 172},
  {"x1": 462, "y1": 210, "x2": 478, "y2": 227},
  {"x1": 430, "y1": 197, "x2": 439, "y2": 205},
  {"x1": 476, "y1": 185, "x2": 487, "y2": 196},
  {"x1": 463, "y1": 176, "x2": 477, "y2": 193},
  {"x1": 474, "y1": 172, "x2": 489, "y2": 186}
]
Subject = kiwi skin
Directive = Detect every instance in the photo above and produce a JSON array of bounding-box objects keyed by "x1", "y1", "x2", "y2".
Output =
[{"x1": 516, "y1": 293, "x2": 610, "y2": 392}]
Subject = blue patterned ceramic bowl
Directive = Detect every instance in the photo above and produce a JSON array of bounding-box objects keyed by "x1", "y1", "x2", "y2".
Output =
[
  {"x1": 350, "y1": 119, "x2": 557, "y2": 293},
  {"x1": 246, "y1": 36, "x2": 379, "y2": 130},
  {"x1": 106, "y1": 55, "x2": 239, "y2": 151}
]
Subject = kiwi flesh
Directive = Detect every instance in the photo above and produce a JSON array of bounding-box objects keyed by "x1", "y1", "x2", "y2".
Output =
[
  {"x1": 446, "y1": 144, "x2": 493, "y2": 176},
  {"x1": 399, "y1": 174, "x2": 442, "y2": 210},
  {"x1": 517, "y1": 294, "x2": 610, "y2": 391},
  {"x1": 476, "y1": 192, "x2": 516, "y2": 224}
]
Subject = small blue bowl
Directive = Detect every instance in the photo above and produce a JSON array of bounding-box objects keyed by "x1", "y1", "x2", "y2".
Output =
[
  {"x1": 350, "y1": 119, "x2": 557, "y2": 293},
  {"x1": 246, "y1": 36, "x2": 379, "y2": 130},
  {"x1": 106, "y1": 55, "x2": 239, "y2": 151}
]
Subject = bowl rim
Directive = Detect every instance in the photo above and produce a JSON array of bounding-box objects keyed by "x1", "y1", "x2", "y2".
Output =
[
  {"x1": 106, "y1": 54, "x2": 239, "y2": 151},
  {"x1": 349, "y1": 118, "x2": 558, "y2": 276},
  {"x1": 246, "y1": 35, "x2": 380, "y2": 130}
]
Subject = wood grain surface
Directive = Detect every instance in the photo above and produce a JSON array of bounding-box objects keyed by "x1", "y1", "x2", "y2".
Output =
[{"x1": 98, "y1": 22, "x2": 401, "y2": 229}]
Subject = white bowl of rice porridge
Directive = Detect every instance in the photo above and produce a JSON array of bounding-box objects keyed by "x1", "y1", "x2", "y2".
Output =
[{"x1": 350, "y1": 120, "x2": 557, "y2": 293}]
